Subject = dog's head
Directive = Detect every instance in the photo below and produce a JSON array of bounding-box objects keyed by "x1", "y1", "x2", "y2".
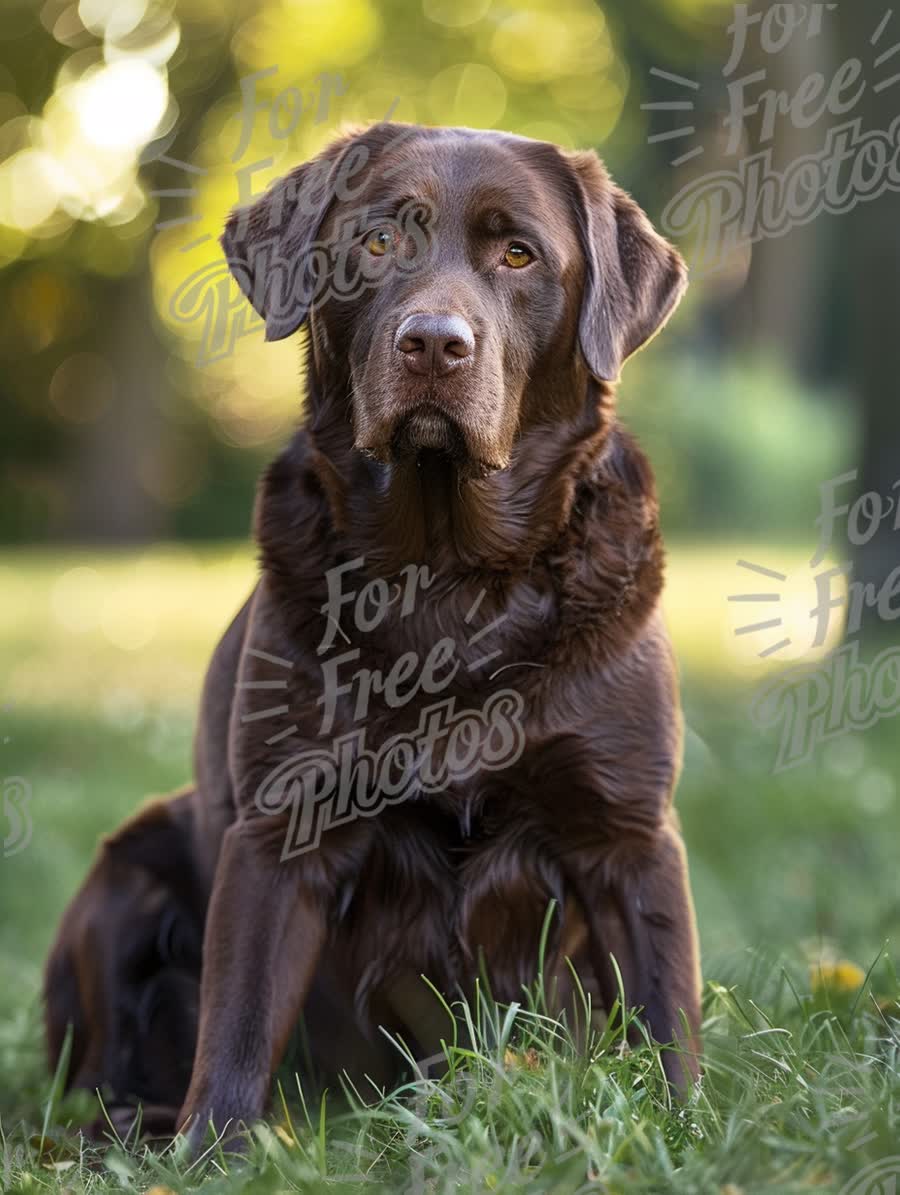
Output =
[{"x1": 222, "y1": 123, "x2": 686, "y2": 477}]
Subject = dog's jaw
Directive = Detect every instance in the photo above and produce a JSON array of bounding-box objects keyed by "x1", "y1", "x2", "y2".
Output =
[
  {"x1": 354, "y1": 406, "x2": 511, "y2": 480},
  {"x1": 391, "y1": 406, "x2": 468, "y2": 460}
]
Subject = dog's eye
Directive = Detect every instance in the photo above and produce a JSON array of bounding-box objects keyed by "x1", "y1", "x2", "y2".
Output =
[
  {"x1": 503, "y1": 243, "x2": 533, "y2": 268},
  {"x1": 365, "y1": 229, "x2": 393, "y2": 256}
]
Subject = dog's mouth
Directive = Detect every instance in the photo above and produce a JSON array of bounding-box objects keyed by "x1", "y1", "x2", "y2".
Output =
[
  {"x1": 390, "y1": 405, "x2": 469, "y2": 462},
  {"x1": 354, "y1": 396, "x2": 512, "y2": 479}
]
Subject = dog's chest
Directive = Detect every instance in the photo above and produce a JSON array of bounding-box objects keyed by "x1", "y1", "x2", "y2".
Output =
[
  {"x1": 347, "y1": 571, "x2": 558, "y2": 688},
  {"x1": 303, "y1": 571, "x2": 559, "y2": 817}
]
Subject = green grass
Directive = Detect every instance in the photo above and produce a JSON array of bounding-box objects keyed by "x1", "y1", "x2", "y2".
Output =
[
  {"x1": 2, "y1": 965, "x2": 898, "y2": 1193},
  {"x1": 0, "y1": 544, "x2": 897, "y2": 1192}
]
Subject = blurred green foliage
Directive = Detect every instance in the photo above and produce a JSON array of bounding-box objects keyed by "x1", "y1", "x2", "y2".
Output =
[
  {"x1": 626, "y1": 355, "x2": 854, "y2": 539},
  {"x1": 4, "y1": 0, "x2": 857, "y2": 547}
]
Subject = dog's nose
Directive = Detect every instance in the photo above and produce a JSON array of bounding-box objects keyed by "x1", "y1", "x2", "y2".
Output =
[{"x1": 394, "y1": 313, "x2": 475, "y2": 377}]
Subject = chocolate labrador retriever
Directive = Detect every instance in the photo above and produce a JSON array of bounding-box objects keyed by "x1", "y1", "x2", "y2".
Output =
[{"x1": 45, "y1": 122, "x2": 701, "y2": 1146}]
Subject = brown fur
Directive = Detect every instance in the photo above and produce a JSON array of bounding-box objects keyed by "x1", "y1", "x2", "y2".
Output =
[{"x1": 44, "y1": 123, "x2": 701, "y2": 1146}]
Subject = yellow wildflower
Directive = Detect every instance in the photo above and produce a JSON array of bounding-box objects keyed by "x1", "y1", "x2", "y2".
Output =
[{"x1": 811, "y1": 960, "x2": 866, "y2": 993}]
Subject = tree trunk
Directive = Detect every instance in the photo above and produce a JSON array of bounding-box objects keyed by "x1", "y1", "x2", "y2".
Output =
[
  {"x1": 741, "y1": 11, "x2": 829, "y2": 374},
  {"x1": 840, "y1": 0, "x2": 900, "y2": 642},
  {"x1": 66, "y1": 273, "x2": 167, "y2": 542}
]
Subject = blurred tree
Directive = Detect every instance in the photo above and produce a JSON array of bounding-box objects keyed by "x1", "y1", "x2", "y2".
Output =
[
  {"x1": 0, "y1": 0, "x2": 239, "y2": 542},
  {"x1": 838, "y1": 0, "x2": 900, "y2": 642},
  {"x1": 1, "y1": 0, "x2": 848, "y2": 550},
  {"x1": 739, "y1": 13, "x2": 829, "y2": 376},
  {"x1": 66, "y1": 10, "x2": 239, "y2": 542}
]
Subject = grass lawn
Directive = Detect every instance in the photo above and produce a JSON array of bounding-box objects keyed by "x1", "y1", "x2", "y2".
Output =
[{"x1": 0, "y1": 543, "x2": 896, "y2": 1192}]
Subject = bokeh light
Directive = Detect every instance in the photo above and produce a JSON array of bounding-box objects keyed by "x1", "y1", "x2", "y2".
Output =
[
  {"x1": 49, "y1": 352, "x2": 116, "y2": 423},
  {"x1": 0, "y1": 4, "x2": 178, "y2": 235},
  {"x1": 428, "y1": 64, "x2": 507, "y2": 128},
  {"x1": 73, "y1": 60, "x2": 169, "y2": 151}
]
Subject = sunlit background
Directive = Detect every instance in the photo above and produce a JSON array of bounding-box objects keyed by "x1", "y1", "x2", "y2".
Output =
[{"x1": 1, "y1": 0, "x2": 898, "y2": 1072}]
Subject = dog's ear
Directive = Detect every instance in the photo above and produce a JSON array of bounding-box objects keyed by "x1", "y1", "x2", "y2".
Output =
[
  {"x1": 220, "y1": 124, "x2": 388, "y2": 341},
  {"x1": 565, "y1": 150, "x2": 687, "y2": 383}
]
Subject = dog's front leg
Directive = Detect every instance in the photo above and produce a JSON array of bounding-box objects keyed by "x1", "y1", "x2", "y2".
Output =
[
  {"x1": 570, "y1": 819, "x2": 702, "y2": 1094},
  {"x1": 178, "y1": 817, "x2": 325, "y2": 1152}
]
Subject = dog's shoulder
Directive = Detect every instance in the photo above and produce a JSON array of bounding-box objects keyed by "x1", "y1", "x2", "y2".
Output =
[
  {"x1": 550, "y1": 420, "x2": 664, "y2": 635},
  {"x1": 254, "y1": 428, "x2": 340, "y2": 577}
]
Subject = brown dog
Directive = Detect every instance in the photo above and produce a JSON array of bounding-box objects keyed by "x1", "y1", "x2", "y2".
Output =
[{"x1": 44, "y1": 122, "x2": 702, "y2": 1146}]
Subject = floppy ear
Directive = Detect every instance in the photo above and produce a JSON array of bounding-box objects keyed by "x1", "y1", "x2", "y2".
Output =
[
  {"x1": 566, "y1": 150, "x2": 687, "y2": 383},
  {"x1": 220, "y1": 124, "x2": 386, "y2": 342}
]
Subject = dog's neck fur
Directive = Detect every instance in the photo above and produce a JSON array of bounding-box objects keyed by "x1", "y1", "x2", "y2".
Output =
[
  {"x1": 255, "y1": 350, "x2": 663, "y2": 649},
  {"x1": 296, "y1": 353, "x2": 620, "y2": 577}
]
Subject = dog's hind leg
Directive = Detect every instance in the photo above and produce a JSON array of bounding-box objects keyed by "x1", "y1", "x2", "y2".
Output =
[{"x1": 43, "y1": 789, "x2": 206, "y2": 1137}]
